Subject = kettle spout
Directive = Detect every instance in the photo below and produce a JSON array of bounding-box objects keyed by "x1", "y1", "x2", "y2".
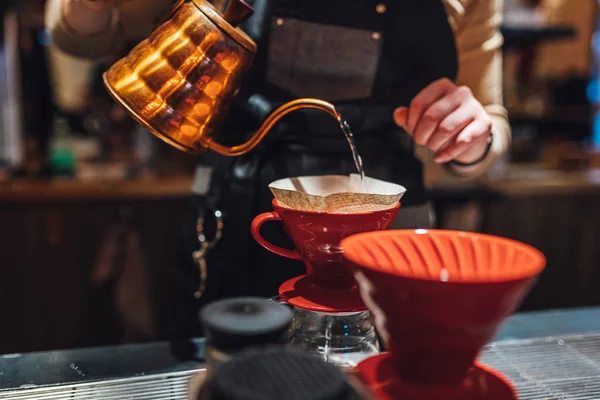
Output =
[{"x1": 208, "y1": 99, "x2": 340, "y2": 156}]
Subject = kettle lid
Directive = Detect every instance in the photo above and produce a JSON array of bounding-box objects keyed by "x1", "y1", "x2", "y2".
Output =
[{"x1": 193, "y1": 0, "x2": 257, "y2": 53}]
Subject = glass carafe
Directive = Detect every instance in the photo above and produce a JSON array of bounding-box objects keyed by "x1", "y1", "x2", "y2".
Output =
[{"x1": 270, "y1": 297, "x2": 379, "y2": 369}]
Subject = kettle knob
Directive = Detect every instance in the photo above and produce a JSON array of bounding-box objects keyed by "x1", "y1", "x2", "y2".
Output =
[
  {"x1": 200, "y1": 297, "x2": 293, "y2": 352},
  {"x1": 223, "y1": 0, "x2": 254, "y2": 27},
  {"x1": 210, "y1": 348, "x2": 354, "y2": 400}
]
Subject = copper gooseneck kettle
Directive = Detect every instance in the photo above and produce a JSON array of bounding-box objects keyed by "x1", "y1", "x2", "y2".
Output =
[{"x1": 103, "y1": 0, "x2": 340, "y2": 156}]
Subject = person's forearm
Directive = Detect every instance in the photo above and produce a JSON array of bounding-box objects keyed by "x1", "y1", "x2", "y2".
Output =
[
  {"x1": 62, "y1": 0, "x2": 112, "y2": 35},
  {"x1": 446, "y1": 0, "x2": 509, "y2": 179}
]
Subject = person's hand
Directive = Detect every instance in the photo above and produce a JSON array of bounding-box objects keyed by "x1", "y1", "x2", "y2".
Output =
[
  {"x1": 62, "y1": 0, "x2": 132, "y2": 35},
  {"x1": 393, "y1": 78, "x2": 493, "y2": 165}
]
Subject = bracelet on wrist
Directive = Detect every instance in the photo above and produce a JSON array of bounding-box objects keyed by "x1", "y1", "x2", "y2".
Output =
[{"x1": 448, "y1": 131, "x2": 493, "y2": 167}]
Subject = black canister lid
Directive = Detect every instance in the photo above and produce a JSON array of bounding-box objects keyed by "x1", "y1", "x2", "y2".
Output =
[
  {"x1": 211, "y1": 347, "x2": 352, "y2": 400},
  {"x1": 200, "y1": 297, "x2": 293, "y2": 352}
]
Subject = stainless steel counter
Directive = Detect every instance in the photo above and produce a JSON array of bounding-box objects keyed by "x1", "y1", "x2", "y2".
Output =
[
  {"x1": 2, "y1": 307, "x2": 600, "y2": 399},
  {"x1": 0, "y1": 339, "x2": 206, "y2": 389},
  {"x1": 0, "y1": 339, "x2": 207, "y2": 399},
  {"x1": 495, "y1": 306, "x2": 600, "y2": 341}
]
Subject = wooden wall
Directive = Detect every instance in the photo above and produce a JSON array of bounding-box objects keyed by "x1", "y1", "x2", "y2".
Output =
[{"x1": 0, "y1": 186, "x2": 187, "y2": 354}]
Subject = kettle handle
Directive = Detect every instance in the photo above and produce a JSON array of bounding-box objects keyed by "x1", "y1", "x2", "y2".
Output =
[
  {"x1": 153, "y1": 0, "x2": 186, "y2": 28},
  {"x1": 223, "y1": 0, "x2": 254, "y2": 27},
  {"x1": 208, "y1": 98, "x2": 340, "y2": 156}
]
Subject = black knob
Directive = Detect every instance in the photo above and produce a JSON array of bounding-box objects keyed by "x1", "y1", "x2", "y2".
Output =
[
  {"x1": 200, "y1": 297, "x2": 293, "y2": 352},
  {"x1": 247, "y1": 94, "x2": 274, "y2": 122},
  {"x1": 211, "y1": 347, "x2": 352, "y2": 400}
]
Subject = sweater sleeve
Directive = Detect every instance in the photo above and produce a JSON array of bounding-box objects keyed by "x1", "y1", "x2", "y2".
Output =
[
  {"x1": 445, "y1": 0, "x2": 511, "y2": 178},
  {"x1": 45, "y1": 0, "x2": 123, "y2": 60}
]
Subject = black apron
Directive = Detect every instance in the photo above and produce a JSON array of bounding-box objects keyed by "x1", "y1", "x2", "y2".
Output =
[{"x1": 166, "y1": 0, "x2": 458, "y2": 344}]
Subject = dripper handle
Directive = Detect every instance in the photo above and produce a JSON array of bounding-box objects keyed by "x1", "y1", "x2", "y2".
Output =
[
  {"x1": 251, "y1": 212, "x2": 302, "y2": 260},
  {"x1": 223, "y1": 0, "x2": 254, "y2": 27}
]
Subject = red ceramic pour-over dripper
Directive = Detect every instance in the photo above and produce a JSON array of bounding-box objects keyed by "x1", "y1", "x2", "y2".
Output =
[
  {"x1": 341, "y1": 229, "x2": 546, "y2": 399},
  {"x1": 251, "y1": 199, "x2": 400, "y2": 313}
]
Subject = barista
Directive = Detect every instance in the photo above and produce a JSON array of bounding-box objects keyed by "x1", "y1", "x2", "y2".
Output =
[{"x1": 45, "y1": 0, "x2": 510, "y2": 340}]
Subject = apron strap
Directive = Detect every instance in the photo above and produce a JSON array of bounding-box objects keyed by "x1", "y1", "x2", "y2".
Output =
[{"x1": 209, "y1": 153, "x2": 262, "y2": 298}]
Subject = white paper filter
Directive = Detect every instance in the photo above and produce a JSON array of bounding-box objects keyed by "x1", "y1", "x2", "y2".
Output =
[{"x1": 269, "y1": 174, "x2": 406, "y2": 213}]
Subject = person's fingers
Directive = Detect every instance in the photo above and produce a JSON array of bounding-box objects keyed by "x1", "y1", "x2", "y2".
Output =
[
  {"x1": 426, "y1": 101, "x2": 479, "y2": 152},
  {"x1": 393, "y1": 107, "x2": 409, "y2": 130},
  {"x1": 406, "y1": 78, "x2": 455, "y2": 133},
  {"x1": 413, "y1": 86, "x2": 472, "y2": 146},
  {"x1": 434, "y1": 119, "x2": 491, "y2": 164}
]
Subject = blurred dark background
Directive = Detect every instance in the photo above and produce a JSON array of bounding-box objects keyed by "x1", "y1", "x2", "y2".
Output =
[{"x1": 0, "y1": 0, "x2": 599, "y2": 355}]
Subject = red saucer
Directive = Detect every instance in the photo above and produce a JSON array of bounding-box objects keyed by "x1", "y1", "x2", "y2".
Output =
[
  {"x1": 279, "y1": 275, "x2": 367, "y2": 313},
  {"x1": 354, "y1": 353, "x2": 517, "y2": 400}
]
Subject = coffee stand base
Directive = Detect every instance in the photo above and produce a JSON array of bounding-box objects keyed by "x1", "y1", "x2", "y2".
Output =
[{"x1": 2, "y1": 307, "x2": 600, "y2": 399}]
